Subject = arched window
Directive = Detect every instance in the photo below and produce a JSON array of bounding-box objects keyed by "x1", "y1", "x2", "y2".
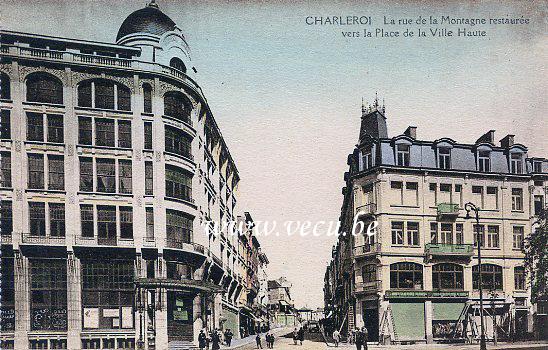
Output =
[
  {"x1": 390, "y1": 262, "x2": 423, "y2": 289},
  {"x1": 0, "y1": 72, "x2": 11, "y2": 100},
  {"x1": 514, "y1": 266, "x2": 526, "y2": 290},
  {"x1": 26, "y1": 73, "x2": 63, "y2": 104},
  {"x1": 143, "y1": 83, "x2": 152, "y2": 113},
  {"x1": 170, "y1": 57, "x2": 187, "y2": 73},
  {"x1": 472, "y1": 264, "x2": 502, "y2": 290},
  {"x1": 164, "y1": 91, "x2": 191, "y2": 124},
  {"x1": 77, "y1": 79, "x2": 131, "y2": 111},
  {"x1": 432, "y1": 263, "x2": 463, "y2": 290}
]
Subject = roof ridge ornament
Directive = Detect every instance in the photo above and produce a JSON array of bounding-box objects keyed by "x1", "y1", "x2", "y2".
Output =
[
  {"x1": 362, "y1": 93, "x2": 386, "y2": 115},
  {"x1": 148, "y1": 0, "x2": 159, "y2": 9}
]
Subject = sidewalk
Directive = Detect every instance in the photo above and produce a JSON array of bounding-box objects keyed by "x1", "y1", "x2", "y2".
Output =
[
  {"x1": 334, "y1": 340, "x2": 548, "y2": 350},
  {"x1": 222, "y1": 327, "x2": 290, "y2": 349}
]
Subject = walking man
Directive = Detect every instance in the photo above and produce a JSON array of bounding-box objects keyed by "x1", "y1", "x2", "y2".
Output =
[
  {"x1": 355, "y1": 327, "x2": 363, "y2": 350},
  {"x1": 255, "y1": 333, "x2": 263, "y2": 349},
  {"x1": 362, "y1": 327, "x2": 369, "y2": 350}
]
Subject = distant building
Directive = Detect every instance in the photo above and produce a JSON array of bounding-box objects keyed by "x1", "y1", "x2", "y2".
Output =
[
  {"x1": 268, "y1": 277, "x2": 297, "y2": 327},
  {"x1": 324, "y1": 98, "x2": 546, "y2": 344}
]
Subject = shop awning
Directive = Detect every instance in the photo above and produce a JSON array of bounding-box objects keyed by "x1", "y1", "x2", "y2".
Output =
[{"x1": 135, "y1": 278, "x2": 225, "y2": 293}]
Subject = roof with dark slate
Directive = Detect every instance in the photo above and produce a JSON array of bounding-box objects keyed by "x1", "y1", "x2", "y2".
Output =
[{"x1": 116, "y1": 2, "x2": 176, "y2": 41}]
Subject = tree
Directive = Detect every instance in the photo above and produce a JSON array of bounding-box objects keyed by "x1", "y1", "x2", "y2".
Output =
[{"x1": 523, "y1": 205, "x2": 548, "y2": 303}]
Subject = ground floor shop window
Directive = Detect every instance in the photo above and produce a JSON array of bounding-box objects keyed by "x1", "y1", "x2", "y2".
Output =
[
  {"x1": 432, "y1": 263, "x2": 464, "y2": 290},
  {"x1": 390, "y1": 262, "x2": 423, "y2": 289},
  {"x1": 81, "y1": 259, "x2": 134, "y2": 329},
  {"x1": 472, "y1": 264, "x2": 502, "y2": 290},
  {"x1": 29, "y1": 259, "x2": 67, "y2": 331},
  {"x1": 167, "y1": 292, "x2": 194, "y2": 342}
]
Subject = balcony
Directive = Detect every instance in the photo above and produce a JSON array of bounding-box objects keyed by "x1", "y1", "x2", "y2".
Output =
[
  {"x1": 356, "y1": 203, "x2": 377, "y2": 216},
  {"x1": 425, "y1": 243, "x2": 474, "y2": 261},
  {"x1": 73, "y1": 235, "x2": 134, "y2": 247},
  {"x1": 385, "y1": 290, "x2": 469, "y2": 299},
  {"x1": 354, "y1": 280, "x2": 382, "y2": 295},
  {"x1": 353, "y1": 243, "x2": 381, "y2": 258},
  {"x1": 437, "y1": 203, "x2": 459, "y2": 219},
  {"x1": 22, "y1": 233, "x2": 65, "y2": 246}
]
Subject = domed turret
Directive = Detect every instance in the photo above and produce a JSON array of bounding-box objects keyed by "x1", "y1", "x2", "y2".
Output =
[{"x1": 116, "y1": 1, "x2": 177, "y2": 42}]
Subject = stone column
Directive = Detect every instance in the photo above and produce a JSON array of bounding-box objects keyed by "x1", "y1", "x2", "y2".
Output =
[
  {"x1": 14, "y1": 253, "x2": 29, "y2": 350},
  {"x1": 67, "y1": 254, "x2": 82, "y2": 350},
  {"x1": 155, "y1": 254, "x2": 168, "y2": 349},
  {"x1": 424, "y1": 300, "x2": 433, "y2": 344}
]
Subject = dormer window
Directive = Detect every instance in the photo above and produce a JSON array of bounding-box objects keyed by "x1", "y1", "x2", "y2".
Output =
[
  {"x1": 510, "y1": 153, "x2": 523, "y2": 174},
  {"x1": 532, "y1": 161, "x2": 542, "y2": 173},
  {"x1": 478, "y1": 150, "x2": 490, "y2": 172},
  {"x1": 361, "y1": 148, "x2": 372, "y2": 170},
  {"x1": 396, "y1": 144, "x2": 410, "y2": 166},
  {"x1": 438, "y1": 147, "x2": 451, "y2": 169}
]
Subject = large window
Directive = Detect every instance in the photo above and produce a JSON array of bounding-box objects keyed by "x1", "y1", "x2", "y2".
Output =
[
  {"x1": 77, "y1": 80, "x2": 131, "y2": 111},
  {"x1": 478, "y1": 150, "x2": 490, "y2": 172},
  {"x1": 510, "y1": 153, "x2": 523, "y2": 174},
  {"x1": 361, "y1": 148, "x2": 372, "y2": 170},
  {"x1": 79, "y1": 157, "x2": 94, "y2": 192},
  {"x1": 118, "y1": 160, "x2": 132, "y2": 194},
  {"x1": 145, "y1": 208, "x2": 154, "y2": 242},
  {"x1": 0, "y1": 151, "x2": 11, "y2": 188},
  {"x1": 164, "y1": 91, "x2": 191, "y2": 124},
  {"x1": 97, "y1": 205, "x2": 117, "y2": 245},
  {"x1": 166, "y1": 209, "x2": 193, "y2": 245},
  {"x1": 0, "y1": 201, "x2": 13, "y2": 237},
  {"x1": 165, "y1": 165, "x2": 192, "y2": 201},
  {"x1": 78, "y1": 116, "x2": 93, "y2": 145},
  {"x1": 0, "y1": 72, "x2": 11, "y2": 100},
  {"x1": 47, "y1": 114, "x2": 64, "y2": 143},
  {"x1": 487, "y1": 225, "x2": 500, "y2": 248},
  {"x1": 81, "y1": 260, "x2": 134, "y2": 329},
  {"x1": 438, "y1": 147, "x2": 451, "y2": 169},
  {"x1": 119, "y1": 207, "x2": 133, "y2": 239},
  {"x1": 396, "y1": 144, "x2": 410, "y2": 166},
  {"x1": 81, "y1": 204, "x2": 94, "y2": 238},
  {"x1": 512, "y1": 188, "x2": 523, "y2": 211},
  {"x1": 514, "y1": 266, "x2": 526, "y2": 290},
  {"x1": 473, "y1": 224, "x2": 485, "y2": 248},
  {"x1": 390, "y1": 262, "x2": 423, "y2": 289},
  {"x1": 513, "y1": 226, "x2": 524, "y2": 250},
  {"x1": 49, "y1": 203, "x2": 65, "y2": 237},
  {"x1": 145, "y1": 161, "x2": 153, "y2": 195},
  {"x1": 95, "y1": 119, "x2": 115, "y2": 147},
  {"x1": 165, "y1": 126, "x2": 192, "y2": 158},
  {"x1": 96, "y1": 159, "x2": 116, "y2": 193},
  {"x1": 29, "y1": 202, "x2": 46, "y2": 236},
  {"x1": 144, "y1": 122, "x2": 153, "y2": 150},
  {"x1": 28, "y1": 154, "x2": 45, "y2": 189},
  {"x1": 26, "y1": 73, "x2": 63, "y2": 105},
  {"x1": 0, "y1": 110, "x2": 10, "y2": 139},
  {"x1": 30, "y1": 259, "x2": 67, "y2": 330},
  {"x1": 118, "y1": 120, "x2": 132, "y2": 148},
  {"x1": 432, "y1": 263, "x2": 463, "y2": 290},
  {"x1": 27, "y1": 112, "x2": 44, "y2": 141},
  {"x1": 472, "y1": 264, "x2": 502, "y2": 290},
  {"x1": 391, "y1": 221, "x2": 419, "y2": 246},
  {"x1": 48, "y1": 155, "x2": 65, "y2": 190},
  {"x1": 362, "y1": 264, "x2": 377, "y2": 283}
]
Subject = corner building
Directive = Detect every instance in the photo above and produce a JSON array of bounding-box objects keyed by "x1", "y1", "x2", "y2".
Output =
[
  {"x1": 0, "y1": 2, "x2": 252, "y2": 349},
  {"x1": 324, "y1": 99, "x2": 547, "y2": 345}
]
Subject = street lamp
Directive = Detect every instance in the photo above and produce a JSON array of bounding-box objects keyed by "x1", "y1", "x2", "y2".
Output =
[{"x1": 465, "y1": 202, "x2": 487, "y2": 350}]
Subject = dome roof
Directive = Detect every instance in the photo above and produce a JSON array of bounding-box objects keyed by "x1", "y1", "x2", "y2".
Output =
[{"x1": 116, "y1": 1, "x2": 177, "y2": 41}]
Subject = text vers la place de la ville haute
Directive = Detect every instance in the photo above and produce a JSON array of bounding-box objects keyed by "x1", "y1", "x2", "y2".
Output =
[{"x1": 305, "y1": 15, "x2": 531, "y2": 38}]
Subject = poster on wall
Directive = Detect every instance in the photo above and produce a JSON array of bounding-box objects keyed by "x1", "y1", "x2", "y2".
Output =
[
  {"x1": 83, "y1": 308, "x2": 99, "y2": 329},
  {"x1": 121, "y1": 307, "x2": 133, "y2": 328}
]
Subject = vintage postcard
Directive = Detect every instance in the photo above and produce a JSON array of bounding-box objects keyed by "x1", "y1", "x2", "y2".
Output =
[{"x1": 0, "y1": 1, "x2": 546, "y2": 349}]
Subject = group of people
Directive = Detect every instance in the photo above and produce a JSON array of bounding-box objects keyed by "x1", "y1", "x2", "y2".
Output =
[
  {"x1": 292, "y1": 327, "x2": 305, "y2": 345},
  {"x1": 331, "y1": 327, "x2": 369, "y2": 349},
  {"x1": 255, "y1": 332, "x2": 276, "y2": 348},
  {"x1": 198, "y1": 328, "x2": 234, "y2": 350}
]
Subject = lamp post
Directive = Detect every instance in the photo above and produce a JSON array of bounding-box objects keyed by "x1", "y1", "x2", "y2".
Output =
[{"x1": 465, "y1": 202, "x2": 487, "y2": 350}]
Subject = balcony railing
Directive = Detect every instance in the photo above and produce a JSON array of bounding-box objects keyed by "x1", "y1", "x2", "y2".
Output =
[
  {"x1": 22, "y1": 233, "x2": 65, "y2": 245},
  {"x1": 385, "y1": 290, "x2": 469, "y2": 299},
  {"x1": 353, "y1": 243, "x2": 381, "y2": 258},
  {"x1": 1, "y1": 234, "x2": 12, "y2": 244},
  {"x1": 354, "y1": 280, "x2": 382, "y2": 294},
  {"x1": 356, "y1": 203, "x2": 377, "y2": 216},
  {"x1": 165, "y1": 238, "x2": 194, "y2": 251},
  {"x1": 425, "y1": 243, "x2": 474, "y2": 262},
  {"x1": 437, "y1": 203, "x2": 460, "y2": 217},
  {"x1": 73, "y1": 235, "x2": 133, "y2": 247}
]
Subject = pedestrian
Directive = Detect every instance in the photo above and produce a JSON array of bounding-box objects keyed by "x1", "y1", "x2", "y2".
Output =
[
  {"x1": 332, "y1": 329, "x2": 340, "y2": 347},
  {"x1": 255, "y1": 333, "x2": 263, "y2": 349},
  {"x1": 198, "y1": 329, "x2": 207, "y2": 350},
  {"x1": 269, "y1": 333, "x2": 275, "y2": 348},
  {"x1": 293, "y1": 328, "x2": 298, "y2": 345},
  {"x1": 211, "y1": 329, "x2": 221, "y2": 350},
  {"x1": 224, "y1": 328, "x2": 233, "y2": 347},
  {"x1": 362, "y1": 327, "x2": 369, "y2": 350},
  {"x1": 355, "y1": 327, "x2": 363, "y2": 350},
  {"x1": 298, "y1": 327, "x2": 304, "y2": 345}
]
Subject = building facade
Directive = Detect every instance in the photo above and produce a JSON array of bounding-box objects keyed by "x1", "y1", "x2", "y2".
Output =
[
  {"x1": 268, "y1": 277, "x2": 297, "y2": 327},
  {"x1": 0, "y1": 2, "x2": 267, "y2": 349},
  {"x1": 324, "y1": 99, "x2": 547, "y2": 344}
]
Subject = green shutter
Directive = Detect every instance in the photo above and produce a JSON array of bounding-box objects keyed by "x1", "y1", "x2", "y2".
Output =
[
  {"x1": 391, "y1": 302, "x2": 425, "y2": 340},
  {"x1": 432, "y1": 302, "x2": 464, "y2": 321},
  {"x1": 223, "y1": 308, "x2": 239, "y2": 335}
]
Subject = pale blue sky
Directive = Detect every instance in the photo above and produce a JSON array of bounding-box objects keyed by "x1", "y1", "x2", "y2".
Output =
[{"x1": 2, "y1": 0, "x2": 546, "y2": 308}]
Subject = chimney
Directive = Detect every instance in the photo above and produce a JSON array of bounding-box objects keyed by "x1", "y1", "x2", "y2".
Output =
[
  {"x1": 500, "y1": 134, "x2": 515, "y2": 148},
  {"x1": 404, "y1": 126, "x2": 417, "y2": 139},
  {"x1": 475, "y1": 130, "x2": 495, "y2": 145}
]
